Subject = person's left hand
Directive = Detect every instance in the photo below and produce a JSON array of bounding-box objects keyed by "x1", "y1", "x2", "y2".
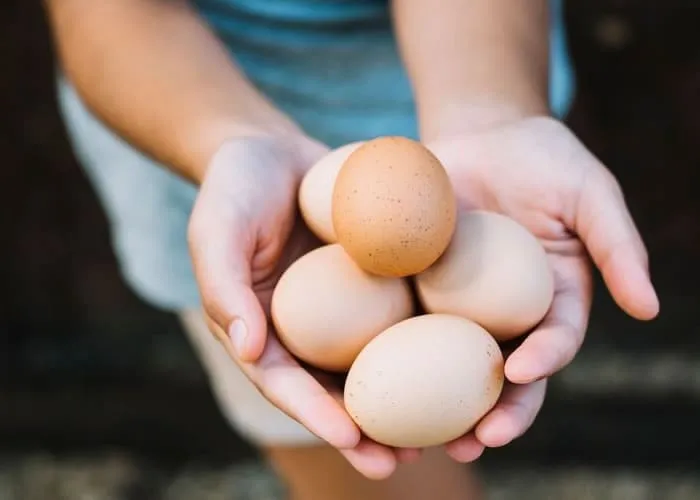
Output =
[{"x1": 425, "y1": 116, "x2": 660, "y2": 463}]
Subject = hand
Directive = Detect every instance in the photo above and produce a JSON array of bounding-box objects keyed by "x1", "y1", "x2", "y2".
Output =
[
  {"x1": 187, "y1": 136, "x2": 414, "y2": 479},
  {"x1": 427, "y1": 116, "x2": 660, "y2": 462}
]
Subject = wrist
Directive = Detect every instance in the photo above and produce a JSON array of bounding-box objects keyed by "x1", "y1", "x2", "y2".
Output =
[
  {"x1": 187, "y1": 115, "x2": 303, "y2": 184},
  {"x1": 417, "y1": 95, "x2": 550, "y2": 142},
  {"x1": 195, "y1": 124, "x2": 326, "y2": 186}
]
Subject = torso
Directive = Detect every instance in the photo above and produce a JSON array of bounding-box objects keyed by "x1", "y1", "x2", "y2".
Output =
[{"x1": 193, "y1": 0, "x2": 419, "y2": 146}]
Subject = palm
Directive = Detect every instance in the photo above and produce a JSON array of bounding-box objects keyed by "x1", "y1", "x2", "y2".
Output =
[
  {"x1": 250, "y1": 206, "x2": 322, "y2": 316},
  {"x1": 428, "y1": 117, "x2": 657, "y2": 458},
  {"x1": 466, "y1": 175, "x2": 593, "y2": 380},
  {"x1": 190, "y1": 137, "x2": 407, "y2": 478},
  {"x1": 455, "y1": 125, "x2": 595, "y2": 383}
]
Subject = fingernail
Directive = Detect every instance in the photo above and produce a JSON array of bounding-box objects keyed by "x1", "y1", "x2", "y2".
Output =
[{"x1": 228, "y1": 318, "x2": 248, "y2": 358}]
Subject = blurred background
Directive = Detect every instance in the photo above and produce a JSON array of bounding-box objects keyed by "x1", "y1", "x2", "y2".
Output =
[{"x1": 1, "y1": 1, "x2": 699, "y2": 499}]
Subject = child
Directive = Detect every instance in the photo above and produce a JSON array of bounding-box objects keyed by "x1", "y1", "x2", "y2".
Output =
[{"x1": 45, "y1": 0, "x2": 658, "y2": 498}]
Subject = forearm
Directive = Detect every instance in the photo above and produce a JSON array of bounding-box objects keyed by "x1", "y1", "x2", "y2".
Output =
[
  {"x1": 392, "y1": 0, "x2": 550, "y2": 140},
  {"x1": 45, "y1": 0, "x2": 299, "y2": 182}
]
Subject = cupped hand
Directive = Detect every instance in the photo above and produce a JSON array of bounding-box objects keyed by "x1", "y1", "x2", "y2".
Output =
[
  {"x1": 427, "y1": 117, "x2": 660, "y2": 462},
  {"x1": 187, "y1": 136, "x2": 414, "y2": 479}
]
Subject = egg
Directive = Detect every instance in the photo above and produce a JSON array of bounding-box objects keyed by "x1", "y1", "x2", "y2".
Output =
[
  {"x1": 332, "y1": 136, "x2": 457, "y2": 278},
  {"x1": 415, "y1": 210, "x2": 554, "y2": 342},
  {"x1": 271, "y1": 244, "x2": 414, "y2": 372},
  {"x1": 299, "y1": 142, "x2": 365, "y2": 243},
  {"x1": 344, "y1": 314, "x2": 504, "y2": 448}
]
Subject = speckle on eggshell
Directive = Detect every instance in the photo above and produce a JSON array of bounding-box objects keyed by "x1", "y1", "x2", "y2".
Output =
[
  {"x1": 332, "y1": 136, "x2": 457, "y2": 278},
  {"x1": 344, "y1": 314, "x2": 505, "y2": 448}
]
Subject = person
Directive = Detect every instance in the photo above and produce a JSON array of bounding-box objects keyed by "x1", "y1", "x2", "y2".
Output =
[{"x1": 44, "y1": 0, "x2": 660, "y2": 498}]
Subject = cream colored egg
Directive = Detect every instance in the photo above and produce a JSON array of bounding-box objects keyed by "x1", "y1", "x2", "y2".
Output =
[
  {"x1": 344, "y1": 314, "x2": 504, "y2": 448},
  {"x1": 299, "y1": 142, "x2": 364, "y2": 243},
  {"x1": 271, "y1": 244, "x2": 414, "y2": 372},
  {"x1": 415, "y1": 210, "x2": 554, "y2": 342}
]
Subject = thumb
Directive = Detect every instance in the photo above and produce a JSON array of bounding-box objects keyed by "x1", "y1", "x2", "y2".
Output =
[
  {"x1": 188, "y1": 196, "x2": 268, "y2": 363},
  {"x1": 572, "y1": 166, "x2": 660, "y2": 320}
]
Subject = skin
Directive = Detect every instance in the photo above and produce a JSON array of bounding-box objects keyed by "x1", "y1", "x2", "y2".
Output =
[
  {"x1": 394, "y1": 0, "x2": 659, "y2": 462},
  {"x1": 45, "y1": 0, "x2": 300, "y2": 181},
  {"x1": 393, "y1": 0, "x2": 551, "y2": 139},
  {"x1": 44, "y1": 0, "x2": 659, "y2": 497}
]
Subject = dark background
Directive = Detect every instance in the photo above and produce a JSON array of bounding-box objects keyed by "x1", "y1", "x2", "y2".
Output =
[{"x1": 1, "y1": 1, "x2": 699, "y2": 498}]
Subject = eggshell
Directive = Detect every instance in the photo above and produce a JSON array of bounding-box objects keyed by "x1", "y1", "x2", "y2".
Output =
[
  {"x1": 415, "y1": 210, "x2": 554, "y2": 342},
  {"x1": 299, "y1": 142, "x2": 364, "y2": 243},
  {"x1": 344, "y1": 314, "x2": 504, "y2": 448},
  {"x1": 332, "y1": 136, "x2": 457, "y2": 278},
  {"x1": 271, "y1": 244, "x2": 414, "y2": 372}
]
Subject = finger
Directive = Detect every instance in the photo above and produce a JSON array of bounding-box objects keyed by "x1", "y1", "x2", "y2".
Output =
[
  {"x1": 506, "y1": 254, "x2": 591, "y2": 383},
  {"x1": 328, "y1": 390, "x2": 405, "y2": 471},
  {"x1": 248, "y1": 333, "x2": 361, "y2": 449},
  {"x1": 340, "y1": 439, "x2": 398, "y2": 480},
  {"x1": 475, "y1": 379, "x2": 547, "y2": 448},
  {"x1": 572, "y1": 167, "x2": 659, "y2": 320},
  {"x1": 188, "y1": 196, "x2": 267, "y2": 362},
  {"x1": 205, "y1": 315, "x2": 360, "y2": 449},
  {"x1": 444, "y1": 434, "x2": 485, "y2": 463},
  {"x1": 329, "y1": 391, "x2": 406, "y2": 473}
]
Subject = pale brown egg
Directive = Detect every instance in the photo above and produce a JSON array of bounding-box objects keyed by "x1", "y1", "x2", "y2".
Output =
[
  {"x1": 271, "y1": 244, "x2": 414, "y2": 372},
  {"x1": 299, "y1": 142, "x2": 364, "y2": 243},
  {"x1": 332, "y1": 136, "x2": 457, "y2": 278},
  {"x1": 344, "y1": 314, "x2": 504, "y2": 448},
  {"x1": 415, "y1": 210, "x2": 554, "y2": 342}
]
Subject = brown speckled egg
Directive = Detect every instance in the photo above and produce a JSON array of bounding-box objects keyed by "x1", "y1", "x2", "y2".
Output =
[
  {"x1": 344, "y1": 314, "x2": 504, "y2": 448},
  {"x1": 332, "y1": 136, "x2": 457, "y2": 278}
]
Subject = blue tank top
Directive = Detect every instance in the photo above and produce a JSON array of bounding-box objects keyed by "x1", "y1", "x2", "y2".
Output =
[
  {"x1": 57, "y1": 0, "x2": 576, "y2": 311},
  {"x1": 193, "y1": 0, "x2": 574, "y2": 148}
]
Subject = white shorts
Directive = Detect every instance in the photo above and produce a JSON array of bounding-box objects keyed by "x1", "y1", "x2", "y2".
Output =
[
  {"x1": 57, "y1": 79, "x2": 320, "y2": 446},
  {"x1": 179, "y1": 309, "x2": 321, "y2": 446}
]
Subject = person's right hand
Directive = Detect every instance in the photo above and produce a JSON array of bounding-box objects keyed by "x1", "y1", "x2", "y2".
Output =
[{"x1": 187, "y1": 136, "x2": 415, "y2": 479}]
